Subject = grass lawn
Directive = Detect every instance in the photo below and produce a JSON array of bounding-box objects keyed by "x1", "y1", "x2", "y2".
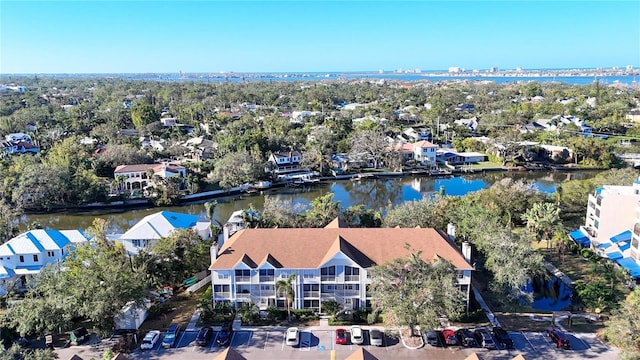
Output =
[{"x1": 470, "y1": 161, "x2": 503, "y2": 169}]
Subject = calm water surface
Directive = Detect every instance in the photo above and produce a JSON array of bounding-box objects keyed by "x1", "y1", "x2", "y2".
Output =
[{"x1": 23, "y1": 170, "x2": 597, "y2": 235}]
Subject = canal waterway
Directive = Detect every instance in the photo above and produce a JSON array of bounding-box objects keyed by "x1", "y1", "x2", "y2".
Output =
[{"x1": 22, "y1": 170, "x2": 599, "y2": 235}]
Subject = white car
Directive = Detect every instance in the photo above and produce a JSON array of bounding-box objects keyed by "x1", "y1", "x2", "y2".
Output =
[
  {"x1": 285, "y1": 327, "x2": 300, "y2": 346},
  {"x1": 369, "y1": 329, "x2": 383, "y2": 346},
  {"x1": 351, "y1": 326, "x2": 364, "y2": 345},
  {"x1": 140, "y1": 330, "x2": 161, "y2": 350}
]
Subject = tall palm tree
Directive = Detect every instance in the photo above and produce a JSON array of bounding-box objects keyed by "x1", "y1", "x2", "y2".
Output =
[
  {"x1": 521, "y1": 202, "x2": 561, "y2": 248},
  {"x1": 204, "y1": 201, "x2": 223, "y2": 246},
  {"x1": 276, "y1": 274, "x2": 296, "y2": 322}
]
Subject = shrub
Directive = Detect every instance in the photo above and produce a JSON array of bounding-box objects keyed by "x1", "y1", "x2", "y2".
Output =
[{"x1": 321, "y1": 300, "x2": 341, "y2": 315}]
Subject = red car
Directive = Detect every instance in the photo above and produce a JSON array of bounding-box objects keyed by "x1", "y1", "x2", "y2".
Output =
[
  {"x1": 335, "y1": 328, "x2": 348, "y2": 345},
  {"x1": 442, "y1": 329, "x2": 458, "y2": 346}
]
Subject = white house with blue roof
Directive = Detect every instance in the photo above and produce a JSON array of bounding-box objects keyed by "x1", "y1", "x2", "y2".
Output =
[
  {"x1": 0, "y1": 229, "x2": 90, "y2": 295},
  {"x1": 117, "y1": 211, "x2": 210, "y2": 255}
]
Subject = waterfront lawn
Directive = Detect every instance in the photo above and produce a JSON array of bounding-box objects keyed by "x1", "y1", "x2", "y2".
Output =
[{"x1": 470, "y1": 161, "x2": 503, "y2": 169}]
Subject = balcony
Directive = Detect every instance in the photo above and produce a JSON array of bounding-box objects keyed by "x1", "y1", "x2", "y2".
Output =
[
  {"x1": 336, "y1": 289, "x2": 360, "y2": 297},
  {"x1": 321, "y1": 276, "x2": 336, "y2": 282},
  {"x1": 303, "y1": 291, "x2": 320, "y2": 298},
  {"x1": 259, "y1": 276, "x2": 274, "y2": 282},
  {"x1": 236, "y1": 276, "x2": 251, "y2": 282},
  {"x1": 344, "y1": 275, "x2": 360, "y2": 282},
  {"x1": 214, "y1": 292, "x2": 230, "y2": 299},
  {"x1": 236, "y1": 293, "x2": 251, "y2": 299}
]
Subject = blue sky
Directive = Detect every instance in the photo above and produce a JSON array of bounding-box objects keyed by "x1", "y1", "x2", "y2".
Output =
[{"x1": 1, "y1": 1, "x2": 639, "y2": 73}]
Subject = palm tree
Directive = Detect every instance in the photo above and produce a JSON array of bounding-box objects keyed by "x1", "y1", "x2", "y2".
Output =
[
  {"x1": 521, "y1": 202, "x2": 561, "y2": 248},
  {"x1": 204, "y1": 201, "x2": 223, "y2": 246},
  {"x1": 276, "y1": 274, "x2": 296, "y2": 322}
]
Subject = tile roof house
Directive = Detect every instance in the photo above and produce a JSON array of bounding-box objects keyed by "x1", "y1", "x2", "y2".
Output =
[
  {"x1": 393, "y1": 141, "x2": 438, "y2": 166},
  {"x1": 0, "y1": 229, "x2": 90, "y2": 295},
  {"x1": 117, "y1": 211, "x2": 210, "y2": 255},
  {"x1": 113, "y1": 163, "x2": 186, "y2": 193},
  {"x1": 209, "y1": 222, "x2": 473, "y2": 312}
]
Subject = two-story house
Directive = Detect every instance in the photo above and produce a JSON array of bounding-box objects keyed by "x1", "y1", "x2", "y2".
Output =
[
  {"x1": 209, "y1": 220, "x2": 473, "y2": 313},
  {"x1": 394, "y1": 141, "x2": 438, "y2": 167},
  {"x1": 113, "y1": 163, "x2": 187, "y2": 193},
  {"x1": 117, "y1": 211, "x2": 210, "y2": 255},
  {"x1": 0, "y1": 229, "x2": 90, "y2": 295},
  {"x1": 268, "y1": 150, "x2": 302, "y2": 175}
]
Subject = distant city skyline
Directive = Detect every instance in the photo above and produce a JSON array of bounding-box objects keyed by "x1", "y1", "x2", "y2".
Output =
[{"x1": 1, "y1": 1, "x2": 639, "y2": 74}]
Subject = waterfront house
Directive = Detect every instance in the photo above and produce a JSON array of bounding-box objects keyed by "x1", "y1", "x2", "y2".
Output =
[
  {"x1": 436, "y1": 150, "x2": 487, "y2": 165},
  {"x1": 0, "y1": 229, "x2": 90, "y2": 295},
  {"x1": 117, "y1": 211, "x2": 210, "y2": 255},
  {"x1": 208, "y1": 220, "x2": 473, "y2": 312},
  {"x1": 393, "y1": 141, "x2": 438, "y2": 167},
  {"x1": 626, "y1": 109, "x2": 640, "y2": 123},
  {"x1": 268, "y1": 150, "x2": 302, "y2": 175},
  {"x1": 113, "y1": 163, "x2": 187, "y2": 193}
]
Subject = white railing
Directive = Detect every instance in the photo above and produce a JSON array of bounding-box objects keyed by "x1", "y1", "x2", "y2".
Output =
[{"x1": 186, "y1": 276, "x2": 211, "y2": 294}]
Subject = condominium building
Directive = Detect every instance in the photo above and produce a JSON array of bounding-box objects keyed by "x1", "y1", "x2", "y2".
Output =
[
  {"x1": 208, "y1": 220, "x2": 473, "y2": 312},
  {"x1": 585, "y1": 182, "x2": 640, "y2": 245}
]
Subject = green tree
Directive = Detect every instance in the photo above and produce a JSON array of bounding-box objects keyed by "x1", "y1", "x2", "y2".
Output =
[
  {"x1": 275, "y1": 274, "x2": 296, "y2": 322},
  {"x1": 212, "y1": 151, "x2": 265, "y2": 189},
  {"x1": 0, "y1": 343, "x2": 58, "y2": 360},
  {"x1": 602, "y1": 287, "x2": 640, "y2": 358},
  {"x1": 304, "y1": 193, "x2": 341, "y2": 227},
  {"x1": 521, "y1": 202, "x2": 561, "y2": 246},
  {"x1": 130, "y1": 102, "x2": 159, "y2": 129},
  {"x1": 370, "y1": 246, "x2": 463, "y2": 337},
  {"x1": 204, "y1": 201, "x2": 223, "y2": 246}
]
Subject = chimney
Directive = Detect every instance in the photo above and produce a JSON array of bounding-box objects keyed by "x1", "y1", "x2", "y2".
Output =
[
  {"x1": 447, "y1": 223, "x2": 456, "y2": 241},
  {"x1": 210, "y1": 243, "x2": 218, "y2": 261},
  {"x1": 462, "y1": 241, "x2": 472, "y2": 265}
]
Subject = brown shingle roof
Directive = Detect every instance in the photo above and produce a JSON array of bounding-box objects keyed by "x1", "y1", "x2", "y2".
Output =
[
  {"x1": 211, "y1": 228, "x2": 472, "y2": 270},
  {"x1": 345, "y1": 347, "x2": 379, "y2": 360},
  {"x1": 213, "y1": 348, "x2": 247, "y2": 360}
]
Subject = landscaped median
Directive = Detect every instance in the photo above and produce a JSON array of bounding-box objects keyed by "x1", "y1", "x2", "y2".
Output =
[{"x1": 399, "y1": 327, "x2": 425, "y2": 349}]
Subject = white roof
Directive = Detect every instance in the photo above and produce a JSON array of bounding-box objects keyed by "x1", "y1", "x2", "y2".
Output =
[
  {"x1": 119, "y1": 211, "x2": 201, "y2": 240},
  {"x1": 0, "y1": 229, "x2": 88, "y2": 256}
]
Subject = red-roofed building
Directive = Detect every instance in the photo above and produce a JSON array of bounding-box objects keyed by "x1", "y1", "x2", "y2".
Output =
[
  {"x1": 393, "y1": 140, "x2": 438, "y2": 166},
  {"x1": 209, "y1": 221, "x2": 473, "y2": 312},
  {"x1": 114, "y1": 163, "x2": 186, "y2": 192}
]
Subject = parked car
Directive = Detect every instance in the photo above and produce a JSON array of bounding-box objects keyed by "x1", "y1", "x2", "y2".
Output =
[
  {"x1": 216, "y1": 329, "x2": 230, "y2": 347},
  {"x1": 369, "y1": 329, "x2": 383, "y2": 346},
  {"x1": 547, "y1": 328, "x2": 571, "y2": 349},
  {"x1": 350, "y1": 326, "x2": 364, "y2": 345},
  {"x1": 141, "y1": 330, "x2": 161, "y2": 350},
  {"x1": 425, "y1": 331, "x2": 440, "y2": 346},
  {"x1": 335, "y1": 328, "x2": 348, "y2": 345},
  {"x1": 442, "y1": 329, "x2": 458, "y2": 346},
  {"x1": 285, "y1": 327, "x2": 300, "y2": 346},
  {"x1": 474, "y1": 329, "x2": 497, "y2": 349},
  {"x1": 492, "y1": 326, "x2": 514, "y2": 349},
  {"x1": 195, "y1": 327, "x2": 213, "y2": 346},
  {"x1": 456, "y1": 328, "x2": 477, "y2": 347},
  {"x1": 162, "y1": 323, "x2": 181, "y2": 348}
]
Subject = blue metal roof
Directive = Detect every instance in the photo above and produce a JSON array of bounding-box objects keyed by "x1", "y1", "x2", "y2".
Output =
[
  {"x1": 610, "y1": 230, "x2": 632, "y2": 243},
  {"x1": 607, "y1": 251, "x2": 623, "y2": 260},
  {"x1": 569, "y1": 229, "x2": 590, "y2": 246},
  {"x1": 597, "y1": 242, "x2": 612, "y2": 249},
  {"x1": 620, "y1": 242, "x2": 631, "y2": 252},
  {"x1": 595, "y1": 187, "x2": 603, "y2": 195},
  {"x1": 160, "y1": 211, "x2": 199, "y2": 229},
  {"x1": 45, "y1": 230, "x2": 71, "y2": 248},
  {"x1": 26, "y1": 232, "x2": 45, "y2": 252},
  {"x1": 616, "y1": 258, "x2": 640, "y2": 278}
]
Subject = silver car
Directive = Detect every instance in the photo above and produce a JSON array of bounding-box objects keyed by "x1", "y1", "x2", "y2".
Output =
[{"x1": 369, "y1": 329, "x2": 383, "y2": 346}]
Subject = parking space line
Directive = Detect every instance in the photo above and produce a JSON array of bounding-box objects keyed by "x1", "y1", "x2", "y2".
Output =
[
  {"x1": 539, "y1": 331, "x2": 558, "y2": 351},
  {"x1": 208, "y1": 333, "x2": 218, "y2": 351},
  {"x1": 263, "y1": 332, "x2": 269, "y2": 351},
  {"x1": 520, "y1": 331, "x2": 538, "y2": 353},
  {"x1": 178, "y1": 331, "x2": 187, "y2": 348},
  {"x1": 245, "y1": 331, "x2": 253, "y2": 348},
  {"x1": 574, "y1": 333, "x2": 591, "y2": 350}
]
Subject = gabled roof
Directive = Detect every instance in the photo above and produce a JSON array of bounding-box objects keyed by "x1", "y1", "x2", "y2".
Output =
[
  {"x1": 211, "y1": 228, "x2": 472, "y2": 270},
  {"x1": 213, "y1": 347, "x2": 247, "y2": 360},
  {"x1": 0, "y1": 230, "x2": 89, "y2": 256},
  {"x1": 259, "y1": 253, "x2": 283, "y2": 268},
  {"x1": 325, "y1": 217, "x2": 348, "y2": 229},
  {"x1": 119, "y1": 211, "x2": 201, "y2": 240},
  {"x1": 345, "y1": 347, "x2": 379, "y2": 360}
]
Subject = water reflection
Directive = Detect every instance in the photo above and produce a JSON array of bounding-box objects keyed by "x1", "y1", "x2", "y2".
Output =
[{"x1": 22, "y1": 170, "x2": 599, "y2": 234}]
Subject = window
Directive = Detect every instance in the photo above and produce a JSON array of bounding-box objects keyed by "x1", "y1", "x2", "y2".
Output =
[
  {"x1": 19, "y1": 255, "x2": 24, "y2": 263},
  {"x1": 303, "y1": 271, "x2": 315, "y2": 279},
  {"x1": 259, "y1": 269, "x2": 274, "y2": 282},
  {"x1": 345, "y1": 266, "x2": 360, "y2": 281},
  {"x1": 217, "y1": 273, "x2": 230, "y2": 279},
  {"x1": 235, "y1": 269, "x2": 250, "y2": 276},
  {"x1": 321, "y1": 266, "x2": 336, "y2": 281},
  {"x1": 458, "y1": 271, "x2": 465, "y2": 279},
  {"x1": 33, "y1": 254, "x2": 38, "y2": 262},
  {"x1": 303, "y1": 284, "x2": 319, "y2": 291},
  {"x1": 47, "y1": 251, "x2": 55, "y2": 257},
  {"x1": 213, "y1": 285, "x2": 230, "y2": 292}
]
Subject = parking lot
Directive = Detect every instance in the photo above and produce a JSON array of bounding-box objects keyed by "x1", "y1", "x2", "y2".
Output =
[{"x1": 57, "y1": 327, "x2": 620, "y2": 360}]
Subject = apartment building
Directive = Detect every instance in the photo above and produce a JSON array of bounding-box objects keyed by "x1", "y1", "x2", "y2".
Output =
[
  {"x1": 209, "y1": 220, "x2": 473, "y2": 313},
  {"x1": 585, "y1": 182, "x2": 640, "y2": 245}
]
